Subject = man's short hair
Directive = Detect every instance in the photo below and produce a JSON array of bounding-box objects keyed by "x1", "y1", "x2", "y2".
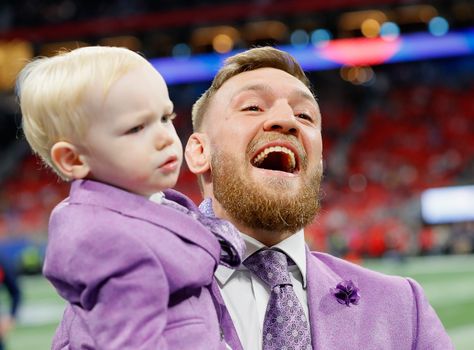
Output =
[
  {"x1": 191, "y1": 46, "x2": 312, "y2": 132},
  {"x1": 17, "y1": 46, "x2": 149, "y2": 177}
]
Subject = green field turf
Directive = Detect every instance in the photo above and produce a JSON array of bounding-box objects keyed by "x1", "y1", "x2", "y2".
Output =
[{"x1": 4, "y1": 254, "x2": 474, "y2": 349}]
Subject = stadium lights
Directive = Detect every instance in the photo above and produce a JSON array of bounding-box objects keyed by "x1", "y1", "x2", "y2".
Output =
[
  {"x1": 380, "y1": 22, "x2": 400, "y2": 41},
  {"x1": 340, "y1": 66, "x2": 376, "y2": 86},
  {"x1": 428, "y1": 16, "x2": 450, "y2": 36},
  {"x1": 290, "y1": 29, "x2": 309, "y2": 48},
  {"x1": 150, "y1": 28, "x2": 474, "y2": 85},
  {"x1": 311, "y1": 29, "x2": 332, "y2": 47},
  {"x1": 361, "y1": 18, "x2": 381, "y2": 38},
  {"x1": 212, "y1": 34, "x2": 234, "y2": 53},
  {"x1": 172, "y1": 43, "x2": 191, "y2": 58}
]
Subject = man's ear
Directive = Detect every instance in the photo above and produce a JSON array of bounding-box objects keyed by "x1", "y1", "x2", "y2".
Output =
[
  {"x1": 185, "y1": 133, "x2": 211, "y2": 175},
  {"x1": 50, "y1": 141, "x2": 90, "y2": 179}
]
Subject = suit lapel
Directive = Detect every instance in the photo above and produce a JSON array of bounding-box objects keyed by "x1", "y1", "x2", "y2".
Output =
[
  {"x1": 305, "y1": 248, "x2": 363, "y2": 349},
  {"x1": 306, "y1": 247, "x2": 327, "y2": 349}
]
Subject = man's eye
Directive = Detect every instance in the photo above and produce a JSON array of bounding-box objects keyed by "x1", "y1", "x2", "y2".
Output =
[
  {"x1": 242, "y1": 105, "x2": 261, "y2": 112},
  {"x1": 296, "y1": 113, "x2": 313, "y2": 122},
  {"x1": 126, "y1": 125, "x2": 144, "y2": 134},
  {"x1": 161, "y1": 112, "x2": 177, "y2": 123}
]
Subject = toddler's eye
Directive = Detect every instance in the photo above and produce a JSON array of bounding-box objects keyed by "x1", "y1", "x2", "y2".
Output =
[
  {"x1": 126, "y1": 125, "x2": 144, "y2": 134},
  {"x1": 162, "y1": 112, "x2": 177, "y2": 123}
]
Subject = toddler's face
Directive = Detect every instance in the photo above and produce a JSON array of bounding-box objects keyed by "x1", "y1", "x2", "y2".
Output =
[{"x1": 80, "y1": 64, "x2": 183, "y2": 196}]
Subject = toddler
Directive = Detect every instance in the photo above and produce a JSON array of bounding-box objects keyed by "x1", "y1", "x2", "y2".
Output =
[{"x1": 17, "y1": 46, "x2": 243, "y2": 350}]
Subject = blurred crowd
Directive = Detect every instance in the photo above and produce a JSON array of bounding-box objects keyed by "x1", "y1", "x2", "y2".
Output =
[{"x1": 306, "y1": 59, "x2": 474, "y2": 260}]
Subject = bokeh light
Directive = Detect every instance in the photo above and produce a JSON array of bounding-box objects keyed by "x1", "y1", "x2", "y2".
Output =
[
  {"x1": 311, "y1": 29, "x2": 332, "y2": 47},
  {"x1": 172, "y1": 43, "x2": 191, "y2": 58},
  {"x1": 361, "y1": 18, "x2": 381, "y2": 38},
  {"x1": 290, "y1": 29, "x2": 309, "y2": 48},
  {"x1": 212, "y1": 33, "x2": 234, "y2": 53},
  {"x1": 428, "y1": 16, "x2": 449, "y2": 36},
  {"x1": 380, "y1": 22, "x2": 400, "y2": 41}
]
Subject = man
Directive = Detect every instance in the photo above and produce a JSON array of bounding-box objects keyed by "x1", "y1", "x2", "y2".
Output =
[{"x1": 185, "y1": 46, "x2": 453, "y2": 349}]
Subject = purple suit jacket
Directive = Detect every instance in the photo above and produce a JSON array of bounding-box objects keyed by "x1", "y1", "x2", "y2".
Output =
[
  {"x1": 213, "y1": 249, "x2": 454, "y2": 350},
  {"x1": 45, "y1": 180, "x2": 226, "y2": 350}
]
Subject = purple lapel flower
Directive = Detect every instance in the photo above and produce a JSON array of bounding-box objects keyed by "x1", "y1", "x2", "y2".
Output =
[{"x1": 332, "y1": 280, "x2": 360, "y2": 307}]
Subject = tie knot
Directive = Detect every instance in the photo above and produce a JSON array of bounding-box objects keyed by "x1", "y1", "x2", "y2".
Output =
[{"x1": 244, "y1": 249, "x2": 292, "y2": 288}]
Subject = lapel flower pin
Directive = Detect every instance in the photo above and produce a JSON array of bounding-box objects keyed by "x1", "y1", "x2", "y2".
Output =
[{"x1": 332, "y1": 280, "x2": 360, "y2": 307}]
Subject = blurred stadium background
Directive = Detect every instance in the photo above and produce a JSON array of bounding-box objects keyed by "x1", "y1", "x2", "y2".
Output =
[{"x1": 0, "y1": 0, "x2": 473, "y2": 349}]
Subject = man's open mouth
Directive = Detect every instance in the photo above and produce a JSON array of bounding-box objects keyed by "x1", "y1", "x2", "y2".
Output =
[{"x1": 251, "y1": 146, "x2": 298, "y2": 174}]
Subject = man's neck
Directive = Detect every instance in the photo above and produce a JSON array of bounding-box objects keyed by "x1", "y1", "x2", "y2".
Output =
[{"x1": 242, "y1": 228, "x2": 294, "y2": 247}]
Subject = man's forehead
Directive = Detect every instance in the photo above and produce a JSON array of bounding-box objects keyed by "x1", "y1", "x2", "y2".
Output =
[{"x1": 217, "y1": 68, "x2": 315, "y2": 104}]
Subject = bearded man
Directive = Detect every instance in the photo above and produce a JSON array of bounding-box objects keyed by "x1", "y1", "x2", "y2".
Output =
[{"x1": 185, "y1": 46, "x2": 452, "y2": 350}]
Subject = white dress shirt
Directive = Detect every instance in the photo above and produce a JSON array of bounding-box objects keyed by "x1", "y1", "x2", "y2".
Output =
[{"x1": 214, "y1": 230, "x2": 308, "y2": 350}]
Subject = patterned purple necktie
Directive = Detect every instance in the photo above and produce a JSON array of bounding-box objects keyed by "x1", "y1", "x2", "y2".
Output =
[{"x1": 244, "y1": 249, "x2": 312, "y2": 350}]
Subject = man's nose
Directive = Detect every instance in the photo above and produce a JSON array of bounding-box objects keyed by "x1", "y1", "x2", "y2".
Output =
[{"x1": 263, "y1": 102, "x2": 299, "y2": 135}]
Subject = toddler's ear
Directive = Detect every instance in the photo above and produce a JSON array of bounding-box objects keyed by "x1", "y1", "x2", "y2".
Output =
[
  {"x1": 50, "y1": 141, "x2": 90, "y2": 179},
  {"x1": 185, "y1": 133, "x2": 210, "y2": 175}
]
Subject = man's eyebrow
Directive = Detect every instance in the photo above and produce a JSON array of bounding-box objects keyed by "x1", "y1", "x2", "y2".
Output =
[{"x1": 292, "y1": 90, "x2": 317, "y2": 105}]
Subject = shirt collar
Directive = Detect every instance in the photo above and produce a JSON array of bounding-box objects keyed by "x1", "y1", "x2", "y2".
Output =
[
  {"x1": 149, "y1": 192, "x2": 164, "y2": 203},
  {"x1": 215, "y1": 229, "x2": 307, "y2": 288}
]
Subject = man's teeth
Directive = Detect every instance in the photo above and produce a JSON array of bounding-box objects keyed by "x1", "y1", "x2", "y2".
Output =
[{"x1": 253, "y1": 146, "x2": 296, "y2": 170}]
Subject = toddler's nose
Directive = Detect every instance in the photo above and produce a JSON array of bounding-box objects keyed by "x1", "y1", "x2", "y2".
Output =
[{"x1": 154, "y1": 127, "x2": 174, "y2": 150}]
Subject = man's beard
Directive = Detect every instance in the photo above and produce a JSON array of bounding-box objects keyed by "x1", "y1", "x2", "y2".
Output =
[{"x1": 211, "y1": 146, "x2": 322, "y2": 234}]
